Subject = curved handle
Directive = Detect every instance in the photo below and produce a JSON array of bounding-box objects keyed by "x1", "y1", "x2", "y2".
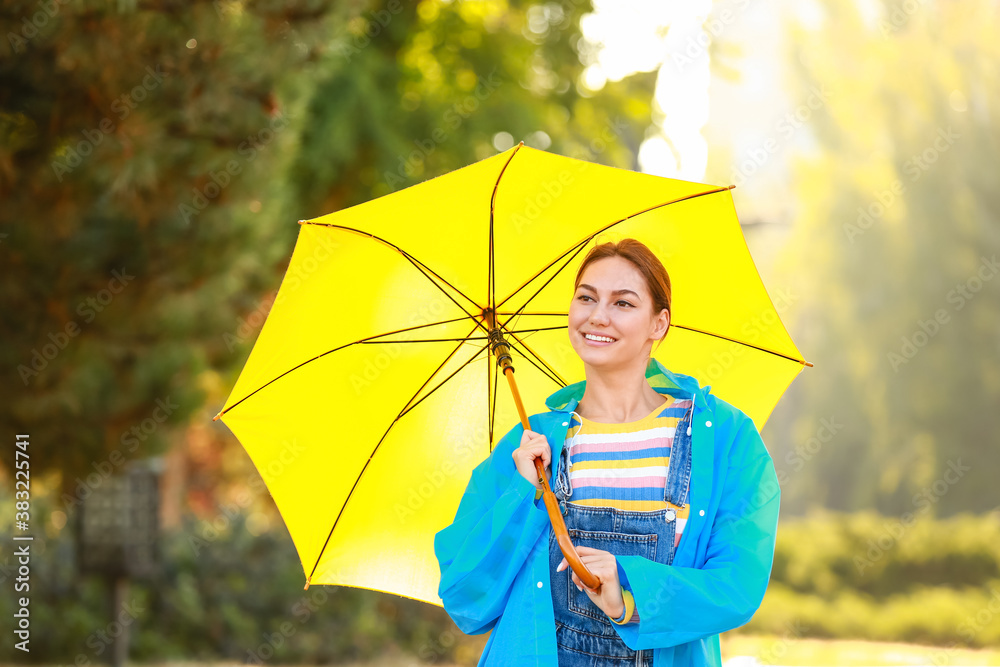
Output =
[
  {"x1": 533, "y1": 457, "x2": 602, "y2": 591},
  {"x1": 486, "y1": 312, "x2": 602, "y2": 593}
]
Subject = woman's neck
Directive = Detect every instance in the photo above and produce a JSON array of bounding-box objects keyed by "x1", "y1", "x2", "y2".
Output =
[{"x1": 577, "y1": 357, "x2": 666, "y2": 423}]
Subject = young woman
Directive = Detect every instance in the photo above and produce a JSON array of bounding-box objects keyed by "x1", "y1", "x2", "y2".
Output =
[{"x1": 435, "y1": 239, "x2": 781, "y2": 666}]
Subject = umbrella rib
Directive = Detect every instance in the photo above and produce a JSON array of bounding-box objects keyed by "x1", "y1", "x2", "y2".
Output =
[
  {"x1": 487, "y1": 330, "x2": 494, "y2": 446},
  {"x1": 403, "y1": 252, "x2": 490, "y2": 337},
  {"x1": 433, "y1": 325, "x2": 807, "y2": 365},
  {"x1": 503, "y1": 325, "x2": 566, "y2": 335},
  {"x1": 305, "y1": 324, "x2": 487, "y2": 584},
  {"x1": 500, "y1": 323, "x2": 811, "y2": 368},
  {"x1": 489, "y1": 143, "x2": 525, "y2": 322},
  {"x1": 360, "y1": 315, "x2": 480, "y2": 342},
  {"x1": 396, "y1": 341, "x2": 490, "y2": 420},
  {"x1": 520, "y1": 319, "x2": 813, "y2": 368},
  {"x1": 508, "y1": 320, "x2": 809, "y2": 367},
  {"x1": 501, "y1": 328, "x2": 567, "y2": 387},
  {"x1": 356, "y1": 326, "x2": 565, "y2": 344},
  {"x1": 490, "y1": 348, "x2": 499, "y2": 452},
  {"x1": 496, "y1": 311, "x2": 567, "y2": 316},
  {"x1": 497, "y1": 241, "x2": 592, "y2": 333},
  {"x1": 669, "y1": 323, "x2": 812, "y2": 366},
  {"x1": 368, "y1": 327, "x2": 804, "y2": 365},
  {"x1": 486, "y1": 143, "x2": 525, "y2": 451},
  {"x1": 298, "y1": 221, "x2": 486, "y2": 329},
  {"x1": 494, "y1": 185, "x2": 733, "y2": 313},
  {"x1": 217, "y1": 315, "x2": 481, "y2": 419},
  {"x1": 359, "y1": 337, "x2": 480, "y2": 343}
]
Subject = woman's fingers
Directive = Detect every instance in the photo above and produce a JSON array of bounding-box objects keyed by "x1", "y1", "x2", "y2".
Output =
[
  {"x1": 570, "y1": 569, "x2": 603, "y2": 593},
  {"x1": 516, "y1": 447, "x2": 548, "y2": 468},
  {"x1": 536, "y1": 447, "x2": 550, "y2": 468},
  {"x1": 571, "y1": 552, "x2": 610, "y2": 565},
  {"x1": 512, "y1": 444, "x2": 549, "y2": 466},
  {"x1": 515, "y1": 431, "x2": 552, "y2": 467},
  {"x1": 560, "y1": 547, "x2": 622, "y2": 620},
  {"x1": 524, "y1": 446, "x2": 550, "y2": 468},
  {"x1": 512, "y1": 431, "x2": 552, "y2": 489},
  {"x1": 521, "y1": 429, "x2": 546, "y2": 446},
  {"x1": 559, "y1": 549, "x2": 613, "y2": 572},
  {"x1": 573, "y1": 546, "x2": 604, "y2": 554},
  {"x1": 562, "y1": 549, "x2": 617, "y2": 593}
]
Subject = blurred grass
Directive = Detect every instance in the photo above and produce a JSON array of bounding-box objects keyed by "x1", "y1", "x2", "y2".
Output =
[
  {"x1": 14, "y1": 635, "x2": 990, "y2": 666},
  {"x1": 11, "y1": 633, "x2": 1000, "y2": 667},
  {"x1": 721, "y1": 634, "x2": 1000, "y2": 665}
]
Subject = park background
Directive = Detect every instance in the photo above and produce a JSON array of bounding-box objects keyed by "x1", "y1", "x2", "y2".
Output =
[{"x1": 2, "y1": 0, "x2": 999, "y2": 664}]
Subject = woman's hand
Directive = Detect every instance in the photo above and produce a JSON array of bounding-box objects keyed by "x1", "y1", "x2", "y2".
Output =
[
  {"x1": 511, "y1": 429, "x2": 550, "y2": 490},
  {"x1": 557, "y1": 546, "x2": 625, "y2": 619}
]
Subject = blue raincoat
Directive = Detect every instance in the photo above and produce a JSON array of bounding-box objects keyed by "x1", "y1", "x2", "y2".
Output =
[{"x1": 434, "y1": 356, "x2": 781, "y2": 666}]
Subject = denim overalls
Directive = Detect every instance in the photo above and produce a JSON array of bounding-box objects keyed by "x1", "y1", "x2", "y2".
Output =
[{"x1": 547, "y1": 405, "x2": 694, "y2": 666}]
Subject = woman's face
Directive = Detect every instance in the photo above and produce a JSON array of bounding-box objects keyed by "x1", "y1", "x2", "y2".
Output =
[{"x1": 568, "y1": 256, "x2": 669, "y2": 370}]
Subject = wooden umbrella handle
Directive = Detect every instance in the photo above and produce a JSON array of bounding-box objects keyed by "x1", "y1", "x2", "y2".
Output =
[
  {"x1": 486, "y1": 313, "x2": 602, "y2": 592},
  {"x1": 531, "y1": 457, "x2": 602, "y2": 591},
  {"x1": 506, "y1": 378, "x2": 603, "y2": 591}
]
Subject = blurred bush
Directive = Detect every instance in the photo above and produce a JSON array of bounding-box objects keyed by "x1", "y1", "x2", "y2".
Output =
[
  {"x1": 0, "y1": 489, "x2": 470, "y2": 664},
  {"x1": 3, "y1": 498, "x2": 998, "y2": 663},
  {"x1": 743, "y1": 508, "x2": 1000, "y2": 648}
]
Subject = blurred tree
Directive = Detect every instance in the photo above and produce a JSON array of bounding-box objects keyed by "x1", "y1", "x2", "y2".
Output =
[
  {"x1": 768, "y1": 0, "x2": 1000, "y2": 516},
  {"x1": 0, "y1": 0, "x2": 659, "y2": 514},
  {"x1": 0, "y1": 0, "x2": 353, "y2": 506},
  {"x1": 285, "y1": 0, "x2": 658, "y2": 217},
  {"x1": 1, "y1": 2, "x2": 665, "y2": 660}
]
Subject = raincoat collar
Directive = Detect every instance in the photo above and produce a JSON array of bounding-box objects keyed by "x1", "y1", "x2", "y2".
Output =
[{"x1": 543, "y1": 356, "x2": 709, "y2": 414}]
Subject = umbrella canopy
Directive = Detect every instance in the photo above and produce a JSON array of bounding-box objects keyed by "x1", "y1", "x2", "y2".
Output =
[{"x1": 216, "y1": 142, "x2": 810, "y2": 606}]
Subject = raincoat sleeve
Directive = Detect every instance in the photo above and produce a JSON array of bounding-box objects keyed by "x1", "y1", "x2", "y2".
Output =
[
  {"x1": 433, "y1": 419, "x2": 552, "y2": 635},
  {"x1": 610, "y1": 407, "x2": 780, "y2": 650}
]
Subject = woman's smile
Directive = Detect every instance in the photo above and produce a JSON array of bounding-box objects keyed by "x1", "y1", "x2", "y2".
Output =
[{"x1": 582, "y1": 331, "x2": 617, "y2": 345}]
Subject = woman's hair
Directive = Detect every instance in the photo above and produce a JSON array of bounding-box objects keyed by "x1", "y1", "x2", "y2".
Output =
[{"x1": 573, "y1": 238, "x2": 672, "y2": 352}]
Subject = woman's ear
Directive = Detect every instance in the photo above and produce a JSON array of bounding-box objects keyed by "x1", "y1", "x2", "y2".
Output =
[{"x1": 652, "y1": 307, "x2": 670, "y2": 340}]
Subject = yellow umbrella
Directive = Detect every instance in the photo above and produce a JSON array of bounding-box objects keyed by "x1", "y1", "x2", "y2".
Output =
[{"x1": 214, "y1": 142, "x2": 811, "y2": 606}]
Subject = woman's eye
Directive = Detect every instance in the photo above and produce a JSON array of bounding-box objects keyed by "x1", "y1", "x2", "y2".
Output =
[{"x1": 576, "y1": 295, "x2": 632, "y2": 307}]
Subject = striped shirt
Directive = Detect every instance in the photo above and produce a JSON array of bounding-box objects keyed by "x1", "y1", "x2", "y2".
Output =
[
  {"x1": 565, "y1": 394, "x2": 692, "y2": 550},
  {"x1": 565, "y1": 395, "x2": 693, "y2": 625}
]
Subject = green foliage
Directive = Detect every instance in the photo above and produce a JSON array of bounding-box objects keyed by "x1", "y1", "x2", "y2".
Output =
[
  {"x1": 758, "y1": 0, "x2": 1000, "y2": 517},
  {"x1": 0, "y1": 0, "x2": 657, "y2": 507},
  {"x1": 1, "y1": 0, "x2": 348, "y2": 498},
  {"x1": 0, "y1": 497, "x2": 464, "y2": 663},
  {"x1": 742, "y1": 511, "x2": 1000, "y2": 647},
  {"x1": 286, "y1": 0, "x2": 657, "y2": 215},
  {"x1": 3, "y1": 499, "x2": 998, "y2": 661}
]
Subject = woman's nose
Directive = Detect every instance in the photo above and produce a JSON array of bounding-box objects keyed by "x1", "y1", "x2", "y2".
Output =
[
  {"x1": 590, "y1": 306, "x2": 609, "y2": 324},
  {"x1": 589, "y1": 305, "x2": 611, "y2": 324}
]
